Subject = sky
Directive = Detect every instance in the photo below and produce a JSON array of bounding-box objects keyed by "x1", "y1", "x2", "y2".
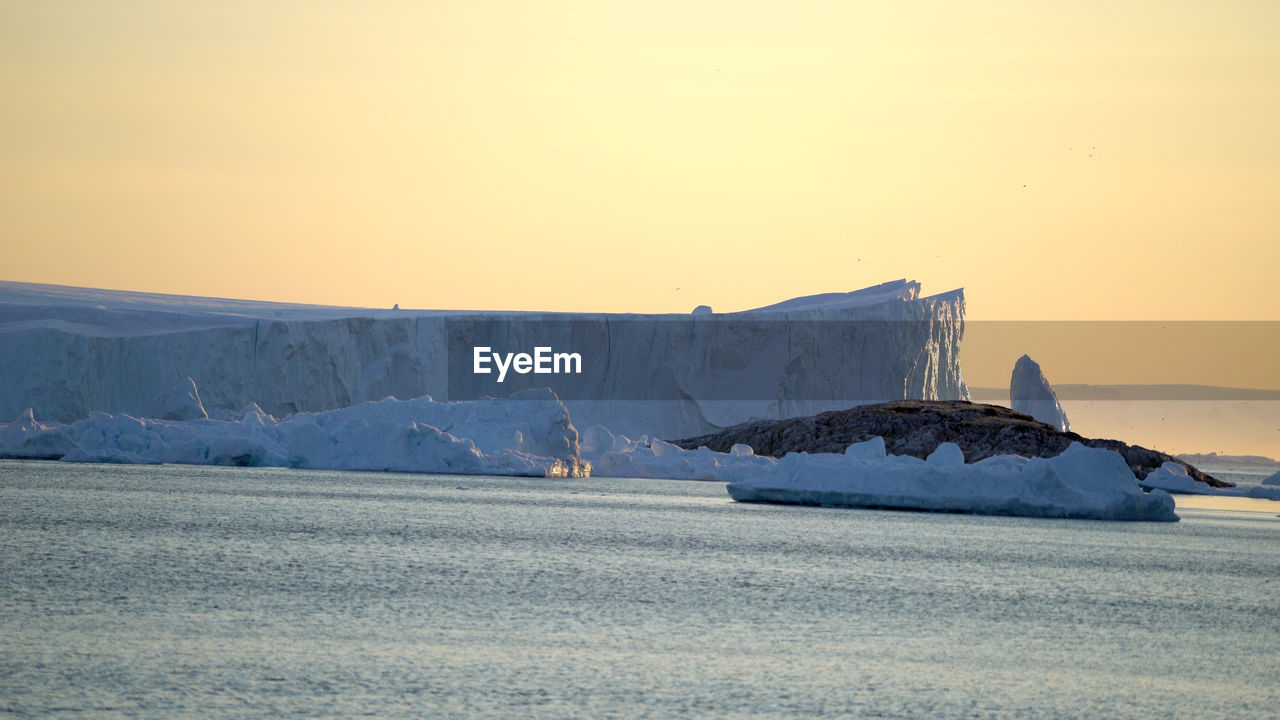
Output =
[{"x1": 2, "y1": 0, "x2": 1278, "y2": 320}]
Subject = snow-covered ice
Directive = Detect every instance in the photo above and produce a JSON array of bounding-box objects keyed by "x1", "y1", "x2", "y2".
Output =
[
  {"x1": 3, "y1": 369, "x2": 1251, "y2": 518},
  {"x1": 722, "y1": 440, "x2": 1177, "y2": 521},
  {"x1": 1139, "y1": 460, "x2": 1280, "y2": 500},
  {"x1": 1244, "y1": 486, "x2": 1280, "y2": 500},
  {"x1": 0, "y1": 386, "x2": 587, "y2": 478},
  {"x1": 587, "y1": 434, "x2": 776, "y2": 481},
  {"x1": 153, "y1": 376, "x2": 207, "y2": 421},
  {"x1": 1140, "y1": 461, "x2": 1215, "y2": 494},
  {"x1": 586, "y1": 435, "x2": 1178, "y2": 521},
  {"x1": 1010, "y1": 354, "x2": 1070, "y2": 432}
]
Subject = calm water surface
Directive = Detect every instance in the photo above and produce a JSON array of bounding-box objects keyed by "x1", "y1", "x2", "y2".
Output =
[{"x1": 2, "y1": 460, "x2": 1278, "y2": 718}]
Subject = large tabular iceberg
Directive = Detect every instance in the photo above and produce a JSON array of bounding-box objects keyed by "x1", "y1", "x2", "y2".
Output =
[
  {"x1": 0, "y1": 387, "x2": 587, "y2": 478},
  {"x1": 0, "y1": 279, "x2": 967, "y2": 440}
]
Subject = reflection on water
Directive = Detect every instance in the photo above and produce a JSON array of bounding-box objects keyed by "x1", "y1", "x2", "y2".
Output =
[
  {"x1": 2, "y1": 460, "x2": 1278, "y2": 718},
  {"x1": 1175, "y1": 495, "x2": 1280, "y2": 514}
]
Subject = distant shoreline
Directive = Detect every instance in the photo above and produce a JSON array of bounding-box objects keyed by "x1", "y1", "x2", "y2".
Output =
[
  {"x1": 968, "y1": 384, "x2": 1280, "y2": 402},
  {"x1": 1174, "y1": 452, "x2": 1280, "y2": 468}
]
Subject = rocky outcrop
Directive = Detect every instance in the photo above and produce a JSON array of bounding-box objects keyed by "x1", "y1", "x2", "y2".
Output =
[{"x1": 672, "y1": 400, "x2": 1230, "y2": 487}]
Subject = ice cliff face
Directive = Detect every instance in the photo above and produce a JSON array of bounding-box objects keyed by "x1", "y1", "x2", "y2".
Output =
[
  {"x1": 0, "y1": 284, "x2": 449, "y2": 424},
  {"x1": 0, "y1": 279, "x2": 967, "y2": 439},
  {"x1": 1010, "y1": 354, "x2": 1070, "y2": 432}
]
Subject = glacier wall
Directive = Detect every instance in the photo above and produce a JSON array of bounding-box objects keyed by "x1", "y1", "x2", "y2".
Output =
[{"x1": 0, "y1": 279, "x2": 967, "y2": 440}]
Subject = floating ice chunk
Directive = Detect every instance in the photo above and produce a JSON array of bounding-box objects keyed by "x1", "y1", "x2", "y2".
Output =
[
  {"x1": 730, "y1": 443, "x2": 754, "y2": 457},
  {"x1": 845, "y1": 436, "x2": 886, "y2": 459},
  {"x1": 584, "y1": 429, "x2": 1176, "y2": 520},
  {"x1": 724, "y1": 441, "x2": 1176, "y2": 521},
  {"x1": 580, "y1": 425, "x2": 617, "y2": 454},
  {"x1": 589, "y1": 441, "x2": 774, "y2": 481},
  {"x1": 1139, "y1": 461, "x2": 1215, "y2": 494},
  {"x1": 650, "y1": 439, "x2": 683, "y2": 457},
  {"x1": 2, "y1": 408, "x2": 45, "y2": 448},
  {"x1": 238, "y1": 402, "x2": 273, "y2": 426},
  {"x1": 0, "y1": 393, "x2": 588, "y2": 478},
  {"x1": 1010, "y1": 355, "x2": 1070, "y2": 432},
  {"x1": 610, "y1": 433, "x2": 641, "y2": 453},
  {"x1": 1247, "y1": 486, "x2": 1280, "y2": 500},
  {"x1": 0, "y1": 408, "x2": 74, "y2": 460},
  {"x1": 1119, "y1": 462, "x2": 1280, "y2": 500},
  {"x1": 926, "y1": 442, "x2": 965, "y2": 467},
  {"x1": 154, "y1": 376, "x2": 207, "y2": 421},
  {"x1": 1263, "y1": 470, "x2": 1280, "y2": 487}
]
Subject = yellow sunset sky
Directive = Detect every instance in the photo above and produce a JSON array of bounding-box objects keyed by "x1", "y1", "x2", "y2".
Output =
[{"x1": 2, "y1": 1, "x2": 1277, "y2": 320}]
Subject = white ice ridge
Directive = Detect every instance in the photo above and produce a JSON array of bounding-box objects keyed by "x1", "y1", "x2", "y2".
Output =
[
  {"x1": 584, "y1": 433, "x2": 1178, "y2": 521},
  {"x1": 1010, "y1": 354, "x2": 1070, "y2": 432},
  {"x1": 0, "y1": 278, "x2": 967, "y2": 440},
  {"x1": 0, "y1": 386, "x2": 587, "y2": 478},
  {"x1": 1141, "y1": 461, "x2": 1280, "y2": 500}
]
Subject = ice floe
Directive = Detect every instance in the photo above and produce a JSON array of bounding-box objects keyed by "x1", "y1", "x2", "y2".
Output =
[
  {"x1": 0, "y1": 387, "x2": 587, "y2": 477},
  {"x1": 586, "y1": 435, "x2": 1179, "y2": 521}
]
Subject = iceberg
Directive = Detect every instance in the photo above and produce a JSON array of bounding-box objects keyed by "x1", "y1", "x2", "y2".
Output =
[
  {"x1": 1139, "y1": 461, "x2": 1217, "y2": 494},
  {"x1": 1246, "y1": 485, "x2": 1280, "y2": 500},
  {"x1": 1141, "y1": 461, "x2": 1280, "y2": 500},
  {"x1": 0, "y1": 279, "x2": 967, "y2": 441},
  {"x1": 1010, "y1": 354, "x2": 1070, "y2": 432},
  {"x1": 0, "y1": 387, "x2": 587, "y2": 478},
  {"x1": 588, "y1": 435, "x2": 777, "y2": 481},
  {"x1": 724, "y1": 441, "x2": 1177, "y2": 521},
  {"x1": 588, "y1": 437, "x2": 1177, "y2": 521},
  {"x1": 153, "y1": 376, "x2": 208, "y2": 421}
]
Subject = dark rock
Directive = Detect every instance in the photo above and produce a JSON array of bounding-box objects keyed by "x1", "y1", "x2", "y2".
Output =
[{"x1": 672, "y1": 400, "x2": 1229, "y2": 488}]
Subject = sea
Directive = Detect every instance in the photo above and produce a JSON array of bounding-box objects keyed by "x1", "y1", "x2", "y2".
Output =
[{"x1": 2, "y1": 459, "x2": 1278, "y2": 719}]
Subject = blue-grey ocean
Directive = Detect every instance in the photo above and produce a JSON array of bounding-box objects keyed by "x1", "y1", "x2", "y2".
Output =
[{"x1": 2, "y1": 459, "x2": 1277, "y2": 719}]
